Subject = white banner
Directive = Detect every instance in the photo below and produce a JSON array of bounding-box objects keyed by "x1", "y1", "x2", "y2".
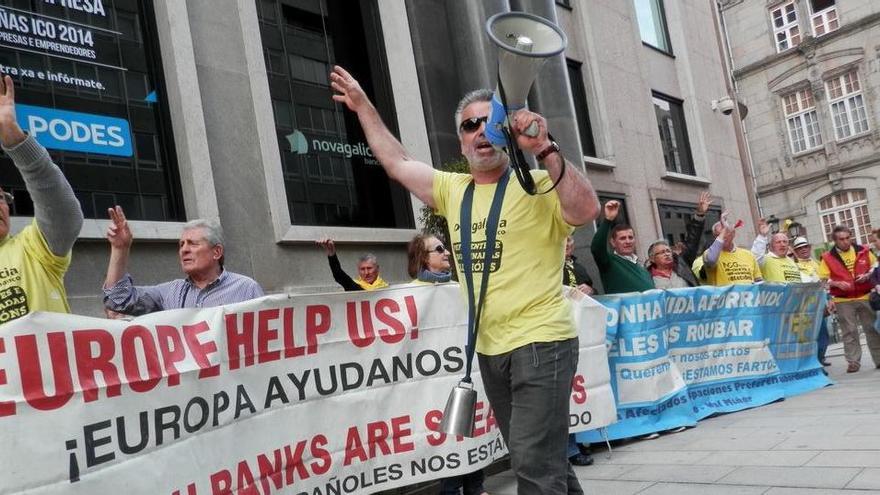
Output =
[{"x1": 0, "y1": 284, "x2": 613, "y2": 494}]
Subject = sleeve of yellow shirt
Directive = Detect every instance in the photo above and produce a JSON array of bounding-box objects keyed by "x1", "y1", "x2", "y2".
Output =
[{"x1": 751, "y1": 253, "x2": 761, "y2": 281}]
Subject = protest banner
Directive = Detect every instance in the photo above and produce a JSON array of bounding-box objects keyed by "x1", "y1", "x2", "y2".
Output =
[
  {"x1": 0, "y1": 283, "x2": 613, "y2": 495},
  {"x1": 579, "y1": 283, "x2": 831, "y2": 442}
]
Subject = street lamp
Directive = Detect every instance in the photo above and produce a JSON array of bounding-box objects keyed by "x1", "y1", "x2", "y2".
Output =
[
  {"x1": 767, "y1": 215, "x2": 780, "y2": 234},
  {"x1": 787, "y1": 221, "x2": 803, "y2": 239}
]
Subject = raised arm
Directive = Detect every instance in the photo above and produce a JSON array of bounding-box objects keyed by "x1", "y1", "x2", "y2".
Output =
[
  {"x1": 590, "y1": 201, "x2": 620, "y2": 269},
  {"x1": 0, "y1": 75, "x2": 83, "y2": 255},
  {"x1": 103, "y1": 206, "x2": 133, "y2": 289},
  {"x1": 704, "y1": 210, "x2": 732, "y2": 267},
  {"x1": 511, "y1": 109, "x2": 599, "y2": 226},
  {"x1": 316, "y1": 237, "x2": 362, "y2": 292},
  {"x1": 750, "y1": 218, "x2": 771, "y2": 266},
  {"x1": 682, "y1": 191, "x2": 711, "y2": 265},
  {"x1": 330, "y1": 66, "x2": 435, "y2": 207}
]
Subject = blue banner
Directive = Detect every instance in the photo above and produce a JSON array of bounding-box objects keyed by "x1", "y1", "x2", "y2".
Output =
[
  {"x1": 580, "y1": 284, "x2": 831, "y2": 441},
  {"x1": 16, "y1": 104, "x2": 133, "y2": 157}
]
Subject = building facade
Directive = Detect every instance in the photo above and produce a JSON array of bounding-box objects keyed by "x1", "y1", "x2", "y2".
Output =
[
  {"x1": 0, "y1": 0, "x2": 752, "y2": 314},
  {"x1": 720, "y1": 0, "x2": 879, "y2": 245}
]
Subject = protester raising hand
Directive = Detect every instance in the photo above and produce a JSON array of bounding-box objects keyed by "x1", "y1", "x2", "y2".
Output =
[{"x1": 105, "y1": 205, "x2": 133, "y2": 250}]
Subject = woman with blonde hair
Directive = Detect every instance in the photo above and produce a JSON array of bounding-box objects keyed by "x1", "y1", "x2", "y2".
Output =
[
  {"x1": 408, "y1": 233, "x2": 487, "y2": 494},
  {"x1": 406, "y1": 233, "x2": 452, "y2": 284}
]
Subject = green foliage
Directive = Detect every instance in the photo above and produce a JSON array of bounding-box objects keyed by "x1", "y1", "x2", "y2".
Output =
[{"x1": 418, "y1": 157, "x2": 470, "y2": 241}]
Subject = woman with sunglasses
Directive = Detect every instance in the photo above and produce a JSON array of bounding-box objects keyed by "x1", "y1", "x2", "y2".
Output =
[
  {"x1": 406, "y1": 234, "x2": 452, "y2": 284},
  {"x1": 406, "y1": 234, "x2": 487, "y2": 495}
]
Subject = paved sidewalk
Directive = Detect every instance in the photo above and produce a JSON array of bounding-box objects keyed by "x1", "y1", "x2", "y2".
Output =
[{"x1": 485, "y1": 341, "x2": 880, "y2": 494}]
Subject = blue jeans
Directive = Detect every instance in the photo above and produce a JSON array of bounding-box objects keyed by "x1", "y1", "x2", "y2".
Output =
[{"x1": 478, "y1": 338, "x2": 583, "y2": 495}]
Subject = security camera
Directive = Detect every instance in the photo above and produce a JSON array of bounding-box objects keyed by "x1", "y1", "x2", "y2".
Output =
[{"x1": 712, "y1": 96, "x2": 736, "y2": 116}]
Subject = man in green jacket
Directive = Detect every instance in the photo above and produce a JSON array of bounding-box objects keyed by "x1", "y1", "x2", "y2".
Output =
[{"x1": 590, "y1": 200, "x2": 655, "y2": 294}]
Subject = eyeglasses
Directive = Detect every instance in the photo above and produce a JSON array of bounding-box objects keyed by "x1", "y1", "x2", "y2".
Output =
[
  {"x1": 1, "y1": 191, "x2": 13, "y2": 205},
  {"x1": 430, "y1": 244, "x2": 446, "y2": 254},
  {"x1": 458, "y1": 116, "x2": 488, "y2": 134}
]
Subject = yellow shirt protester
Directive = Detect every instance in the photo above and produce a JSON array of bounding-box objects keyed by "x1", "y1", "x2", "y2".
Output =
[
  {"x1": 0, "y1": 221, "x2": 71, "y2": 323},
  {"x1": 705, "y1": 249, "x2": 761, "y2": 286},
  {"x1": 761, "y1": 254, "x2": 803, "y2": 283},
  {"x1": 433, "y1": 170, "x2": 574, "y2": 356},
  {"x1": 796, "y1": 258, "x2": 820, "y2": 283},
  {"x1": 818, "y1": 248, "x2": 878, "y2": 303}
]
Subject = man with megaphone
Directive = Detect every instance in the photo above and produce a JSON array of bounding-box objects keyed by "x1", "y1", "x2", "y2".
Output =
[{"x1": 331, "y1": 62, "x2": 599, "y2": 494}]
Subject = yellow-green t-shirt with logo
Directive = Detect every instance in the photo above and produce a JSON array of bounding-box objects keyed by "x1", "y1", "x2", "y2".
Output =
[
  {"x1": 0, "y1": 221, "x2": 71, "y2": 324},
  {"x1": 761, "y1": 254, "x2": 802, "y2": 283},
  {"x1": 433, "y1": 169, "x2": 574, "y2": 356},
  {"x1": 706, "y1": 248, "x2": 761, "y2": 285}
]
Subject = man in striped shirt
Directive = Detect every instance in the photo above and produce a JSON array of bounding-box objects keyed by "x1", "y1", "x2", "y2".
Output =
[{"x1": 102, "y1": 206, "x2": 263, "y2": 315}]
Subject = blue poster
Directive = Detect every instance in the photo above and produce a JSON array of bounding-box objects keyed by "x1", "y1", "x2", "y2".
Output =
[
  {"x1": 580, "y1": 284, "x2": 830, "y2": 441},
  {"x1": 16, "y1": 104, "x2": 133, "y2": 157}
]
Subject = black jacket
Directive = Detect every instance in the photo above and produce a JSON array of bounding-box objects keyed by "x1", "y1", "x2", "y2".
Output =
[{"x1": 651, "y1": 213, "x2": 706, "y2": 287}]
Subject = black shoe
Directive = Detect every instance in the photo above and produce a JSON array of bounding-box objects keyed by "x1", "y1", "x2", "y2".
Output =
[{"x1": 569, "y1": 452, "x2": 594, "y2": 466}]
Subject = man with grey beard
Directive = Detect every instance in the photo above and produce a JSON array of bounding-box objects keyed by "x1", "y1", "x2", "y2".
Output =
[{"x1": 330, "y1": 65, "x2": 600, "y2": 494}]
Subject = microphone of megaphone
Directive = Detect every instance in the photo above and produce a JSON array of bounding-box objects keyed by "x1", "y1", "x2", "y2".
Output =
[{"x1": 484, "y1": 12, "x2": 567, "y2": 147}]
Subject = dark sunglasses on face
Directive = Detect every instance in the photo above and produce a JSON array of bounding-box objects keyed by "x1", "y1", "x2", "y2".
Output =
[
  {"x1": 430, "y1": 244, "x2": 446, "y2": 254},
  {"x1": 1, "y1": 191, "x2": 13, "y2": 205},
  {"x1": 458, "y1": 116, "x2": 488, "y2": 134}
]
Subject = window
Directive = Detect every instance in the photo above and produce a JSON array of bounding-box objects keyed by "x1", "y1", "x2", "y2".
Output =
[
  {"x1": 597, "y1": 194, "x2": 631, "y2": 227},
  {"x1": 818, "y1": 190, "x2": 873, "y2": 244},
  {"x1": 825, "y1": 71, "x2": 869, "y2": 140},
  {"x1": 770, "y1": 2, "x2": 800, "y2": 53},
  {"x1": 809, "y1": 0, "x2": 838, "y2": 36},
  {"x1": 652, "y1": 93, "x2": 695, "y2": 176},
  {"x1": 783, "y1": 88, "x2": 822, "y2": 153},
  {"x1": 657, "y1": 201, "x2": 721, "y2": 253},
  {"x1": 634, "y1": 0, "x2": 672, "y2": 53},
  {"x1": 256, "y1": 0, "x2": 413, "y2": 229},
  {"x1": 0, "y1": 1, "x2": 182, "y2": 221},
  {"x1": 566, "y1": 59, "x2": 597, "y2": 158}
]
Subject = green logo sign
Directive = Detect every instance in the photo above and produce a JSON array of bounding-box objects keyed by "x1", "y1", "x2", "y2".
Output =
[
  {"x1": 285, "y1": 129, "x2": 377, "y2": 164},
  {"x1": 286, "y1": 130, "x2": 309, "y2": 155}
]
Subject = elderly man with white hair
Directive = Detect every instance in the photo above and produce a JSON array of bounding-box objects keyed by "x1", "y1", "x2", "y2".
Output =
[
  {"x1": 750, "y1": 218, "x2": 802, "y2": 283},
  {"x1": 102, "y1": 206, "x2": 263, "y2": 315}
]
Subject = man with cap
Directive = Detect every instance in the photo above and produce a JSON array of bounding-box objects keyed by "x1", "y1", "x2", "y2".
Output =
[{"x1": 793, "y1": 236, "x2": 832, "y2": 366}]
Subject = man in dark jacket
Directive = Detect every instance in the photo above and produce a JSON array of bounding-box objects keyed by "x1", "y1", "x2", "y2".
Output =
[{"x1": 645, "y1": 192, "x2": 711, "y2": 289}]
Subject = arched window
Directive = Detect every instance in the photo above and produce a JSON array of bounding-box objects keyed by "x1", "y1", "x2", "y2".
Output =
[{"x1": 818, "y1": 190, "x2": 873, "y2": 244}]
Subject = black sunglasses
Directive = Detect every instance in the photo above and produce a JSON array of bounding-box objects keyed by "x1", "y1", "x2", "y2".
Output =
[
  {"x1": 458, "y1": 116, "x2": 488, "y2": 134},
  {"x1": 430, "y1": 244, "x2": 446, "y2": 254},
  {"x1": 1, "y1": 191, "x2": 12, "y2": 205}
]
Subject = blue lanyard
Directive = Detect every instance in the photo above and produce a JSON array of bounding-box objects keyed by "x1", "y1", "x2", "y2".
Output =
[{"x1": 459, "y1": 168, "x2": 510, "y2": 382}]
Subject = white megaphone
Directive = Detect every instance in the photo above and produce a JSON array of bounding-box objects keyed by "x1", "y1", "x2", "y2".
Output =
[{"x1": 484, "y1": 12, "x2": 567, "y2": 147}]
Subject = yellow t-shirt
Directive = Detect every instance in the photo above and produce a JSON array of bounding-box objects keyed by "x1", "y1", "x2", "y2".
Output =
[
  {"x1": 818, "y1": 248, "x2": 877, "y2": 302},
  {"x1": 433, "y1": 169, "x2": 574, "y2": 355},
  {"x1": 796, "y1": 258, "x2": 820, "y2": 282},
  {"x1": 706, "y1": 248, "x2": 761, "y2": 285},
  {"x1": 0, "y1": 221, "x2": 71, "y2": 324},
  {"x1": 761, "y1": 254, "x2": 802, "y2": 283}
]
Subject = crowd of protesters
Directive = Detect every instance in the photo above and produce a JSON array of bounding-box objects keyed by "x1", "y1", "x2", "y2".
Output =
[{"x1": 5, "y1": 61, "x2": 880, "y2": 495}]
